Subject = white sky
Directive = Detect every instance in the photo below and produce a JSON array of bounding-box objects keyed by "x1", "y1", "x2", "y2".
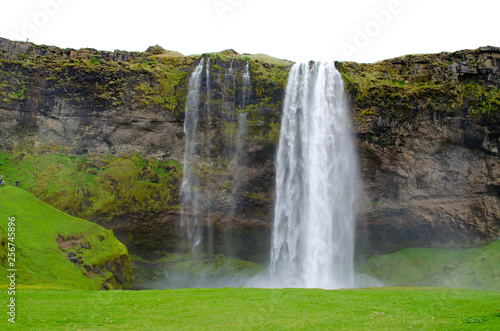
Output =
[{"x1": 0, "y1": 0, "x2": 498, "y2": 63}]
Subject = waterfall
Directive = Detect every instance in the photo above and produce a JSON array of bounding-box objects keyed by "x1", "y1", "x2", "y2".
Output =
[
  {"x1": 242, "y1": 61, "x2": 250, "y2": 108},
  {"x1": 226, "y1": 59, "x2": 237, "y2": 114},
  {"x1": 230, "y1": 61, "x2": 250, "y2": 215},
  {"x1": 205, "y1": 58, "x2": 212, "y2": 127},
  {"x1": 229, "y1": 112, "x2": 248, "y2": 216},
  {"x1": 180, "y1": 58, "x2": 205, "y2": 251},
  {"x1": 269, "y1": 62, "x2": 359, "y2": 289},
  {"x1": 235, "y1": 113, "x2": 248, "y2": 159},
  {"x1": 204, "y1": 58, "x2": 214, "y2": 254}
]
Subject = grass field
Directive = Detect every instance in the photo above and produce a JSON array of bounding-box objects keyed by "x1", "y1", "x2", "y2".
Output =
[{"x1": 1, "y1": 287, "x2": 499, "y2": 330}]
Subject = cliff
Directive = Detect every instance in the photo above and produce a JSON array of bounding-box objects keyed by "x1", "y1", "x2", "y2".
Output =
[
  {"x1": 0, "y1": 37, "x2": 498, "y2": 260},
  {"x1": 339, "y1": 48, "x2": 500, "y2": 252}
]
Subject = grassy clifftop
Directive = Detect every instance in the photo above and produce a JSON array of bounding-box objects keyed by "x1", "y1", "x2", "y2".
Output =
[{"x1": 0, "y1": 186, "x2": 133, "y2": 290}]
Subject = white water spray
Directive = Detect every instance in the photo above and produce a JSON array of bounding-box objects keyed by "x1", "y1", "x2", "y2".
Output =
[
  {"x1": 242, "y1": 61, "x2": 250, "y2": 108},
  {"x1": 180, "y1": 58, "x2": 205, "y2": 250},
  {"x1": 205, "y1": 58, "x2": 212, "y2": 125},
  {"x1": 269, "y1": 62, "x2": 359, "y2": 289}
]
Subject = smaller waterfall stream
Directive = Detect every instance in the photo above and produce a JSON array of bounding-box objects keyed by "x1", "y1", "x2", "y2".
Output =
[
  {"x1": 242, "y1": 61, "x2": 250, "y2": 108},
  {"x1": 180, "y1": 58, "x2": 205, "y2": 251},
  {"x1": 230, "y1": 62, "x2": 250, "y2": 215}
]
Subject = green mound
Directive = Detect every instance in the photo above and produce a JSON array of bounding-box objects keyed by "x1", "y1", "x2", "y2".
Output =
[
  {"x1": 0, "y1": 186, "x2": 133, "y2": 290},
  {"x1": 359, "y1": 241, "x2": 500, "y2": 290}
]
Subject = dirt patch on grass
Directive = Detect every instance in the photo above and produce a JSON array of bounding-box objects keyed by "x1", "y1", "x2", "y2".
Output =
[{"x1": 56, "y1": 234, "x2": 83, "y2": 250}]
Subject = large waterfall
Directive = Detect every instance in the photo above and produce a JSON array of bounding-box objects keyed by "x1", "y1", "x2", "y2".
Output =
[{"x1": 269, "y1": 62, "x2": 359, "y2": 289}]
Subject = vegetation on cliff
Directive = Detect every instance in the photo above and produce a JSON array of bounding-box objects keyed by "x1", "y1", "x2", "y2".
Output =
[
  {"x1": 0, "y1": 148, "x2": 182, "y2": 222},
  {"x1": 337, "y1": 48, "x2": 500, "y2": 152},
  {"x1": 0, "y1": 37, "x2": 292, "y2": 124},
  {"x1": 0, "y1": 186, "x2": 133, "y2": 290}
]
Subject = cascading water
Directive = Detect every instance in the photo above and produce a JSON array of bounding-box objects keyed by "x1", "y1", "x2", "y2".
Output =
[
  {"x1": 242, "y1": 61, "x2": 250, "y2": 108},
  {"x1": 226, "y1": 59, "x2": 237, "y2": 116},
  {"x1": 229, "y1": 62, "x2": 250, "y2": 215},
  {"x1": 173, "y1": 58, "x2": 258, "y2": 288},
  {"x1": 235, "y1": 113, "x2": 248, "y2": 159},
  {"x1": 204, "y1": 58, "x2": 214, "y2": 255},
  {"x1": 205, "y1": 58, "x2": 212, "y2": 127},
  {"x1": 180, "y1": 58, "x2": 205, "y2": 251},
  {"x1": 269, "y1": 62, "x2": 359, "y2": 289},
  {"x1": 229, "y1": 112, "x2": 248, "y2": 216}
]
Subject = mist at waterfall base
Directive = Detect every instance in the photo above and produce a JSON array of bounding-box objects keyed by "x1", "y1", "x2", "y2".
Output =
[{"x1": 165, "y1": 59, "x2": 377, "y2": 289}]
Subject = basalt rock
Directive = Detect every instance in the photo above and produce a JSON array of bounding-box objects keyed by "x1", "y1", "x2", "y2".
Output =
[{"x1": 340, "y1": 47, "x2": 500, "y2": 253}]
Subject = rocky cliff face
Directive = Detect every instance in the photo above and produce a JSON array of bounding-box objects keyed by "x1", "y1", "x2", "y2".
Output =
[
  {"x1": 338, "y1": 48, "x2": 500, "y2": 252},
  {"x1": 0, "y1": 37, "x2": 498, "y2": 260}
]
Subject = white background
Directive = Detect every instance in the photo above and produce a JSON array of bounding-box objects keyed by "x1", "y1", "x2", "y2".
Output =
[{"x1": 0, "y1": 0, "x2": 498, "y2": 63}]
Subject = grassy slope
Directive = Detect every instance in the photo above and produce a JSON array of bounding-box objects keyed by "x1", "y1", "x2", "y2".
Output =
[
  {"x1": 359, "y1": 241, "x2": 500, "y2": 290},
  {"x1": 1, "y1": 287, "x2": 498, "y2": 330},
  {"x1": 0, "y1": 186, "x2": 130, "y2": 290}
]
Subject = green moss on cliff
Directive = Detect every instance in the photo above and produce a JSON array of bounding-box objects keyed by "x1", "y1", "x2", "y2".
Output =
[
  {"x1": 0, "y1": 149, "x2": 182, "y2": 222},
  {"x1": 337, "y1": 50, "x2": 500, "y2": 152},
  {"x1": 131, "y1": 57, "x2": 191, "y2": 114},
  {"x1": 338, "y1": 53, "x2": 499, "y2": 121},
  {"x1": 461, "y1": 82, "x2": 500, "y2": 117},
  {"x1": 339, "y1": 61, "x2": 461, "y2": 117}
]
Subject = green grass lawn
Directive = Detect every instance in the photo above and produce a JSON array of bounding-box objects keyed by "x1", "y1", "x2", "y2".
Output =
[{"x1": 0, "y1": 287, "x2": 499, "y2": 330}]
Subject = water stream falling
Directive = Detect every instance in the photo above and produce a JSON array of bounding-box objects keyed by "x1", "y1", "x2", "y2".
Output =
[
  {"x1": 226, "y1": 59, "x2": 237, "y2": 117},
  {"x1": 205, "y1": 58, "x2": 212, "y2": 128},
  {"x1": 229, "y1": 62, "x2": 250, "y2": 217},
  {"x1": 204, "y1": 58, "x2": 214, "y2": 255},
  {"x1": 229, "y1": 112, "x2": 248, "y2": 217},
  {"x1": 179, "y1": 58, "x2": 252, "y2": 257},
  {"x1": 242, "y1": 61, "x2": 250, "y2": 108},
  {"x1": 180, "y1": 58, "x2": 205, "y2": 251},
  {"x1": 269, "y1": 62, "x2": 359, "y2": 289}
]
